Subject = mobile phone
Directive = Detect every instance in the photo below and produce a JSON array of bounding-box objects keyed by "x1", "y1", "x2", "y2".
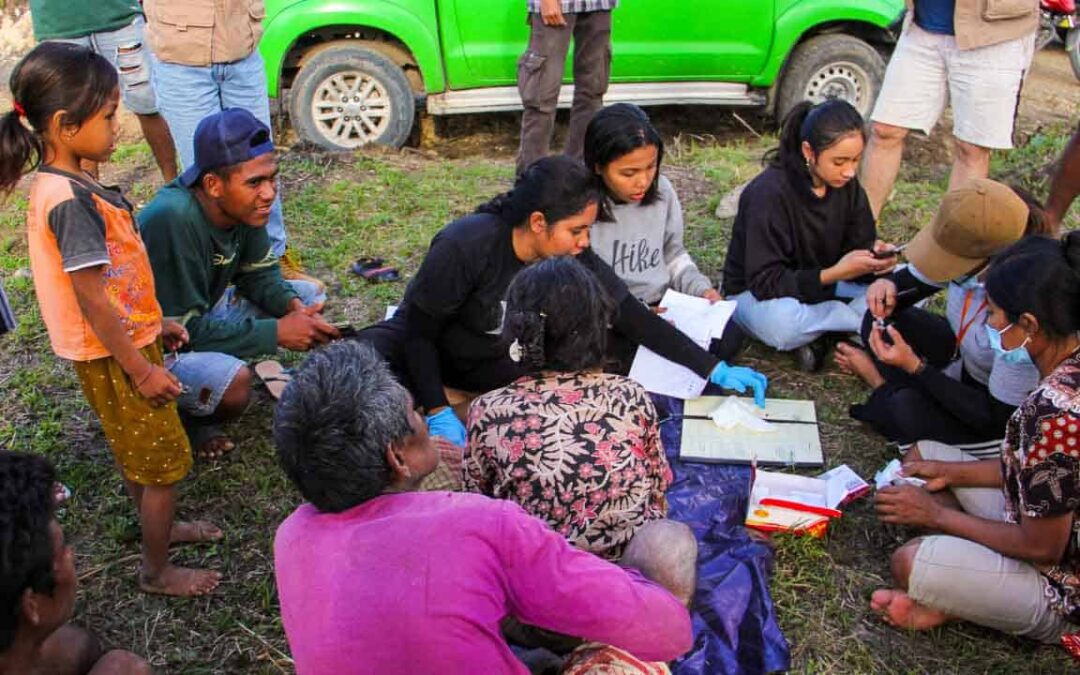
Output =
[{"x1": 871, "y1": 243, "x2": 908, "y2": 259}]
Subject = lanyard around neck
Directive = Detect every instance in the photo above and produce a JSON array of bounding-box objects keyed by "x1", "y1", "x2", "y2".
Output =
[{"x1": 955, "y1": 288, "x2": 988, "y2": 360}]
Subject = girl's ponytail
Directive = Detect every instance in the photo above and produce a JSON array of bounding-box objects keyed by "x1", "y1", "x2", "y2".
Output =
[
  {"x1": 0, "y1": 107, "x2": 42, "y2": 195},
  {"x1": 764, "y1": 101, "x2": 813, "y2": 170}
]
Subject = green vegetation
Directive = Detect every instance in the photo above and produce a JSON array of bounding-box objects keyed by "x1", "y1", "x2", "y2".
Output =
[{"x1": 0, "y1": 123, "x2": 1076, "y2": 672}]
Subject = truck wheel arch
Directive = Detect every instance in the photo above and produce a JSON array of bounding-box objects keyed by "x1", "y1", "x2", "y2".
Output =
[{"x1": 285, "y1": 31, "x2": 426, "y2": 94}]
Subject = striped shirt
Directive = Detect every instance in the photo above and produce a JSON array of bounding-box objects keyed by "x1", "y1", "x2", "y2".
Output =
[{"x1": 527, "y1": 0, "x2": 617, "y2": 13}]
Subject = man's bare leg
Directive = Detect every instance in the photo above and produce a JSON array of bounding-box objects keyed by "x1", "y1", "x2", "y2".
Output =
[
  {"x1": 948, "y1": 138, "x2": 991, "y2": 193},
  {"x1": 136, "y1": 113, "x2": 178, "y2": 182},
  {"x1": 136, "y1": 484, "x2": 221, "y2": 597},
  {"x1": 860, "y1": 122, "x2": 909, "y2": 219},
  {"x1": 1047, "y1": 124, "x2": 1080, "y2": 231}
]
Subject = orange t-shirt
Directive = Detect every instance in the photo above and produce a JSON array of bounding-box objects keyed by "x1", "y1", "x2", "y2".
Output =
[{"x1": 27, "y1": 167, "x2": 162, "y2": 361}]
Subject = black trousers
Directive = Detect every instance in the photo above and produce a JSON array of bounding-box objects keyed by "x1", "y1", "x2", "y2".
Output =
[{"x1": 849, "y1": 306, "x2": 1008, "y2": 446}]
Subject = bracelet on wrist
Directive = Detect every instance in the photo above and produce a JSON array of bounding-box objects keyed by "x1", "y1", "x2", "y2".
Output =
[
  {"x1": 134, "y1": 365, "x2": 155, "y2": 387},
  {"x1": 911, "y1": 358, "x2": 927, "y2": 376}
]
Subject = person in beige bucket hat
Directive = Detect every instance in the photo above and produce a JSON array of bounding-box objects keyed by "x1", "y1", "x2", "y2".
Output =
[{"x1": 834, "y1": 178, "x2": 1053, "y2": 452}]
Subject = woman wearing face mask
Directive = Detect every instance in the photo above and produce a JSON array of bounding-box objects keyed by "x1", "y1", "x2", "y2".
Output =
[
  {"x1": 870, "y1": 232, "x2": 1080, "y2": 644},
  {"x1": 355, "y1": 156, "x2": 767, "y2": 447},
  {"x1": 836, "y1": 180, "x2": 1052, "y2": 454},
  {"x1": 722, "y1": 99, "x2": 896, "y2": 372}
]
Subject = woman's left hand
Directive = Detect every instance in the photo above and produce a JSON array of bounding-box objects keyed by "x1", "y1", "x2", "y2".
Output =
[
  {"x1": 702, "y1": 288, "x2": 723, "y2": 303},
  {"x1": 867, "y1": 323, "x2": 922, "y2": 374},
  {"x1": 162, "y1": 320, "x2": 189, "y2": 352},
  {"x1": 875, "y1": 484, "x2": 942, "y2": 528}
]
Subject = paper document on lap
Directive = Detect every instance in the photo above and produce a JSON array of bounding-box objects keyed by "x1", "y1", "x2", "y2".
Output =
[
  {"x1": 680, "y1": 396, "x2": 824, "y2": 467},
  {"x1": 628, "y1": 290, "x2": 737, "y2": 398}
]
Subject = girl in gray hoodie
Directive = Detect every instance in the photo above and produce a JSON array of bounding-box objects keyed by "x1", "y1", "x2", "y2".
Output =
[{"x1": 584, "y1": 103, "x2": 744, "y2": 362}]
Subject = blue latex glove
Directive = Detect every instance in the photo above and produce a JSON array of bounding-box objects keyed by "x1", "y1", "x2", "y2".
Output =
[
  {"x1": 425, "y1": 407, "x2": 467, "y2": 447},
  {"x1": 709, "y1": 361, "x2": 768, "y2": 408}
]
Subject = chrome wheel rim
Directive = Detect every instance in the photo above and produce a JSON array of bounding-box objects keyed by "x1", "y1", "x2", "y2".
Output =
[
  {"x1": 802, "y1": 61, "x2": 871, "y2": 114},
  {"x1": 310, "y1": 71, "x2": 391, "y2": 148}
]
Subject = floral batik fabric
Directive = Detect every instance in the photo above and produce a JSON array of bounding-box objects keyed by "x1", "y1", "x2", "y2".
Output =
[
  {"x1": 465, "y1": 371, "x2": 670, "y2": 560},
  {"x1": 1002, "y1": 348, "x2": 1080, "y2": 622}
]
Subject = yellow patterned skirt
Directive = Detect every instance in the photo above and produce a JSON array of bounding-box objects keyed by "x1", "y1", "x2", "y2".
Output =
[{"x1": 72, "y1": 341, "x2": 192, "y2": 486}]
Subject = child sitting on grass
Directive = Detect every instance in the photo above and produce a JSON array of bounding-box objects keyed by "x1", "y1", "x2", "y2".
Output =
[{"x1": 0, "y1": 42, "x2": 221, "y2": 597}]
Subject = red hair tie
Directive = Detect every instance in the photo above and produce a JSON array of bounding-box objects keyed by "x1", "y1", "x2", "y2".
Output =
[{"x1": 12, "y1": 102, "x2": 24, "y2": 118}]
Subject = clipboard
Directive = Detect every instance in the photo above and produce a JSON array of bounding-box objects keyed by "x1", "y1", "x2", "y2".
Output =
[{"x1": 679, "y1": 396, "x2": 824, "y2": 467}]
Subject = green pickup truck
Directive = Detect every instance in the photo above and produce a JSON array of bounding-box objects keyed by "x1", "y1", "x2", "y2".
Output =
[{"x1": 260, "y1": 0, "x2": 905, "y2": 151}]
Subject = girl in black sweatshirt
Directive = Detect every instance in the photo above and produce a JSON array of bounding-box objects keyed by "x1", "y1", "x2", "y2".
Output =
[{"x1": 722, "y1": 100, "x2": 896, "y2": 370}]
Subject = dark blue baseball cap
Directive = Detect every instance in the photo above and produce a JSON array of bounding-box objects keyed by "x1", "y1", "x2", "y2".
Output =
[{"x1": 180, "y1": 108, "x2": 276, "y2": 188}]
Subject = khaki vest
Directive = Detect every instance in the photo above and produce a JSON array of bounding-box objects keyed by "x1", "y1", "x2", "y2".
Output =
[
  {"x1": 904, "y1": 0, "x2": 1037, "y2": 50},
  {"x1": 144, "y1": 0, "x2": 265, "y2": 66}
]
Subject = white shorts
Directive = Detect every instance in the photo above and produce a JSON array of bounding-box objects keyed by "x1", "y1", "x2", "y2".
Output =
[{"x1": 870, "y1": 22, "x2": 1035, "y2": 149}]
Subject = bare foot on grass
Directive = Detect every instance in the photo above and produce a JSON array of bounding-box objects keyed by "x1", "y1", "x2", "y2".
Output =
[
  {"x1": 834, "y1": 343, "x2": 886, "y2": 388},
  {"x1": 139, "y1": 564, "x2": 221, "y2": 597},
  {"x1": 870, "y1": 588, "x2": 950, "y2": 630},
  {"x1": 170, "y1": 520, "x2": 223, "y2": 545}
]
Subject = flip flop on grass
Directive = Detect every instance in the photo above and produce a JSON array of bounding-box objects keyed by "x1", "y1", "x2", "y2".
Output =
[
  {"x1": 255, "y1": 360, "x2": 292, "y2": 400},
  {"x1": 349, "y1": 256, "x2": 400, "y2": 283}
]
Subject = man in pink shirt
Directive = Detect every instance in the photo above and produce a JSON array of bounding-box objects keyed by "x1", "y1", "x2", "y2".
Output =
[{"x1": 272, "y1": 341, "x2": 695, "y2": 674}]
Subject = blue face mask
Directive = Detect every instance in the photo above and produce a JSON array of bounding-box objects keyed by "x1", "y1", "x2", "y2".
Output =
[{"x1": 985, "y1": 323, "x2": 1033, "y2": 365}]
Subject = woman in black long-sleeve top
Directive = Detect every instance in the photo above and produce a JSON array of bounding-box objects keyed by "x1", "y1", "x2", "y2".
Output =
[{"x1": 355, "y1": 156, "x2": 767, "y2": 444}]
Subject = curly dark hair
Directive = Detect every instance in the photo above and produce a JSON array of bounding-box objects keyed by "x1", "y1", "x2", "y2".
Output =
[
  {"x1": 0, "y1": 452, "x2": 58, "y2": 651},
  {"x1": 502, "y1": 256, "x2": 615, "y2": 373}
]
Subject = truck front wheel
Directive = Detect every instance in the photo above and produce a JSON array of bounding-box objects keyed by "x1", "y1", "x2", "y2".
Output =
[
  {"x1": 289, "y1": 44, "x2": 415, "y2": 150},
  {"x1": 775, "y1": 34, "x2": 886, "y2": 123}
]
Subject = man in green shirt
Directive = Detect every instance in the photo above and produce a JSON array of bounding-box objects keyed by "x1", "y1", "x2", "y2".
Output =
[
  {"x1": 29, "y1": 0, "x2": 177, "y2": 181},
  {"x1": 140, "y1": 109, "x2": 338, "y2": 458}
]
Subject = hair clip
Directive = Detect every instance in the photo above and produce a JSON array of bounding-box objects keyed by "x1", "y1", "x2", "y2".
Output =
[{"x1": 12, "y1": 101, "x2": 24, "y2": 118}]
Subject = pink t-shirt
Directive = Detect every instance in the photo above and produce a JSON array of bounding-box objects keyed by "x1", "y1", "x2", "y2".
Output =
[{"x1": 274, "y1": 491, "x2": 692, "y2": 675}]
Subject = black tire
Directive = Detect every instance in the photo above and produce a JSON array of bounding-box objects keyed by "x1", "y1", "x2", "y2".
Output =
[
  {"x1": 1068, "y1": 28, "x2": 1080, "y2": 83},
  {"x1": 289, "y1": 43, "x2": 415, "y2": 150},
  {"x1": 775, "y1": 34, "x2": 886, "y2": 123}
]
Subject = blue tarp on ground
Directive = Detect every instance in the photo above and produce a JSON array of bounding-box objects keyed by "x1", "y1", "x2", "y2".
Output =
[{"x1": 652, "y1": 394, "x2": 791, "y2": 675}]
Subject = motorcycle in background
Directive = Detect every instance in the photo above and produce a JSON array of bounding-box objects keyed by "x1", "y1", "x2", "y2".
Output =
[{"x1": 1038, "y1": 0, "x2": 1080, "y2": 81}]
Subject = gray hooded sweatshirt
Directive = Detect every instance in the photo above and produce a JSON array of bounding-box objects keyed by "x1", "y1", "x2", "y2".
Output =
[{"x1": 589, "y1": 174, "x2": 713, "y2": 305}]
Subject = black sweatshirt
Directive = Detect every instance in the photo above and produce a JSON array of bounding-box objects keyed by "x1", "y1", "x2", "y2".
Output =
[
  {"x1": 721, "y1": 165, "x2": 877, "y2": 302},
  {"x1": 398, "y1": 212, "x2": 718, "y2": 411}
]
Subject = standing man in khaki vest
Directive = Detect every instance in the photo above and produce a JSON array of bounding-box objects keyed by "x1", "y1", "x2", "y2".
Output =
[
  {"x1": 860, "y1": 0, "x2": 1038, "y2": 219},
  {"x1": 142, "y1": 0, "x2": 319, "y2": 287}
]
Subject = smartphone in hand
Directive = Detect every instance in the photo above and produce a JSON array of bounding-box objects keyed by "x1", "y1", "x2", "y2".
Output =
[{"x1": 871, "y1": 243, "x2": 908, "y2": 260}]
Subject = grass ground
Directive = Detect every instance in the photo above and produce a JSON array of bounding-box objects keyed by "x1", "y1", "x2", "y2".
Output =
[{"x1": 1, "y1": 118, "x2": 1078, "y2": 674}]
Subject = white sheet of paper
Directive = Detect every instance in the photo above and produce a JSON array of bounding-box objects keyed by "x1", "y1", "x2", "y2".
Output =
[{"x1": 627, "y1": 291, "x2": 737, "y2": 398}]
